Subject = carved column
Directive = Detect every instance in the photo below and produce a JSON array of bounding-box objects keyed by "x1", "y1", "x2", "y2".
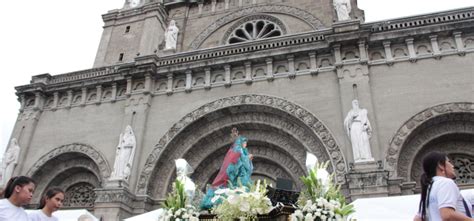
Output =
[
  {"x1": 96, "y1": 85, "x2": 102, "y2": 104},
  {"x1": 81, "y1": 88, "x2": 87, "y2": 106},
  {"x1": 453, "y1": 31, "x2": 465, "y2": 55},
  {"x1": 266, "y1": 58, "x2": 274, "y2": 81},
  {"x1": 211, "y1": 0, "x2": 216, "y2": 12},
  {"x1": 224, "y1": 64, "x2": 231, "y2": 87},
  {"x1": 383, "y1": 41, "x2": 394, "y2": 64},
  {"x1": 67, "y1": 90, "x2": 73, "y2": 108},
  {"x1": 185, "y1": 70, "x2": 193, "y2": 92},
  {"x1": 308, "y1": 52, "x2": 318, "y2": 75},
  {"x1": 430, "y1": 35, "x2": 441, "y2": 58},
  {"x1": 125, "y1": 76, "x2": 132, "y2": 96},
  {"x1": 33, "y1": 91, "x2": 45, "y2": 111},
  {"x1": 19, "y1": 94, "x2": 26, "y2": 111},
  {"x1": 52, "y1": 92, "x2": 59, "y2": 110},
  {"x1": 333, "y1": 44, "x2": 342, "y2": 67},
  {"x1": 287, "y1": 55, "x2": 295, "y2": 79},
  {"x1": 166, "y1": 73, "x2": 174, "y2": 95},
  {"x1": 111, "y1": 83, "x2": 117, "y2": 102},
  {"x1": 198, "y1": 2, "x2": 203, "y2": 14},
  {"x1": 238, "y1": 0, "x2": 243, "y2": 7},
  {"x1": 244, "y1": 61, "x2": 252, "y2": 84},
  {"x1": 405, "y1": 38, "x2": 416, "y2": 62},
  {"x1": 224, "y1": 0, "x2": 229, "y2": 10},
  {"x1": 358, "y1": 40, "x2": 368, "y2": 63},
  {"x1": 204, "y1": 68, "x2": 211, "y2": 90},
  {"x1": 144, "y1": 74, "x2": 152, "y2": 94}
]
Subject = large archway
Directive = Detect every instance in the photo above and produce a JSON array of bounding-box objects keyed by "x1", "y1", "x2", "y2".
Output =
[
  {"x1": 385, "y1": 102, "x2": 474, "y2": 186},
  {"x1": 136, "y1": 94, "x2": 346, "y2": 198},
  {"x1": 27, "y1": 143, "x2": 110, "y2": 208}
]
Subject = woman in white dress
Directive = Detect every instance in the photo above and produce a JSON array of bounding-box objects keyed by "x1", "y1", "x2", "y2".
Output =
[
  {"x1": 0, "y1": 176, "x2": 36, "y2": 221},
  {"x1": 28, "y1": 187, "x2": 64, "y2": 221}
]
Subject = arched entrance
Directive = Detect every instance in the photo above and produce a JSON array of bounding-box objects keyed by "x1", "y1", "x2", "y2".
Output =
[
  {"x1": 27, "y1": 143, "x2": 110, "y2": 208},
  {"x1": 136, "y1": 94, "x2": 347, "y2": 199},
  {"x1": 385, "y1": 102, "x2": 474, "y2": 190}
]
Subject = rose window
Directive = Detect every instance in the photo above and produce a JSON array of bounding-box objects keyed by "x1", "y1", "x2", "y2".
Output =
[{"x1": 228, "y1": 20, "x2": 283, "y2": 44}]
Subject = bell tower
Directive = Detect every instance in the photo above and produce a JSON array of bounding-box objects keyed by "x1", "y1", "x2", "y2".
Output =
[{"x1": 93, "y1": 0, "x2": 168, "y2": 67}]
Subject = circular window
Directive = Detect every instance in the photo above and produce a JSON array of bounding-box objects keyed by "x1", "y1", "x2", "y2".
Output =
[{"x1": 224, "y1": 15, "x2": 286, "y2": 45}]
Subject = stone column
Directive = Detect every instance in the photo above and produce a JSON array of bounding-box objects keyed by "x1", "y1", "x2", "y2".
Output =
[
  {"x1": 81, "y1": 87, "x2": 87, "y2": 106},
  {"x1": 224, "y1": 64, "x2": 231, "y2": 87},
  {"x1": 287, "y1": 55, "x2": 295, "y2": 79},
  {"x1": 185, "y1": 70, "x2": 193, "y2": 92},
  {"x1": 309, "y1": 52, "x2": 318, "y2": 75},
  {"x1": 383, "y1": 41, "x2": 394, "y2": 65},
  {"x1": 266, "y1": 58, "x2": 274, "y2": 81},
  {"x1": 453, "y1": 31, "x2": 465, "y2": 55},
  {"x1": 96, "y1": 85, "x2": 102, "y2": 104},
  {"x1": 67, "y1": 90, "x2": 73, "y2": 108},
  {"x1": 430, "y1": 35, "x2": 441, "y2": 58},
  {"x1": 244, "y1": 61, "x2": 252, "y2": 85},
  {"x1": 166, "y1": 73, "x2": 174, "y2": 95},
  {"x1": 224, "y1": 0, "x2": 229, "y2": 9},
  {"x1": 111, "y1": 83, "x2": 117, "y2": 102},
  {"x1": 405, "y1": 38, "x2": 416, "y2": 62},
  {"x1": 211, "y1": 0, "x2": 216, "y2": 12},
  {"x1": 204, "y1": 67, "x2": 211, "y2": 90},
  {"x1": 333, "y1": 44, "x2": 342, "y2": 67},
  {"x1": 198, "y1": 2, "x2": 203, "y2": 14},
  {"x1": 52, "y1": 92, "x2": 59, "y2": 110},
  {"x1": 144, "y1": 74, "x2": 152, "y2": 94},
  {"x1": 126, "y1": 76, "x2": 133, "y2": 96},
  {"x1": 358, "y1": 40, "x2": 368, "y2": 63}
]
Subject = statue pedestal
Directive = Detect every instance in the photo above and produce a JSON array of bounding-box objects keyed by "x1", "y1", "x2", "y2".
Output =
[
  {"x1": 105, "y1": 178, "x2": 129, "y2": 188},
  {"x1": 332, "y1": 19, "x2": 360, "y2": 33},
  {"x1": 160, "y1": 48, "x2": 176, "y2": 56},
  {"x1": 346, "y1": 161, "x2": 390, "y2": 201}
]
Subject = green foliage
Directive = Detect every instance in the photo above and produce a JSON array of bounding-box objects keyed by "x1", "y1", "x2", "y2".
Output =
[
  {"x1": 298, "y1": 161, "x2": 355, "y2": 217},
  {"x1": 161, "y1": 179, "x2": 187, "y2": 213}
]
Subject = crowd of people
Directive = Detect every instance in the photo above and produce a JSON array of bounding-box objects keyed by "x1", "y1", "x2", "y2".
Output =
[{"x1": 0, "y1": 176, "x2": 70, "y2": 221}]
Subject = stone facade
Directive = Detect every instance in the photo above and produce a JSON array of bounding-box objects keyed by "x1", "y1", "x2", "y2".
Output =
[{"x1": 8, "y1": 0, "x2": 474, "y2": 220}]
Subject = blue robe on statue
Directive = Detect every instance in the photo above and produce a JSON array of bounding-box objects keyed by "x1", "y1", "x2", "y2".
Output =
[{"x1": 200, "y1": 135, "x2": 253, "y2": 210}]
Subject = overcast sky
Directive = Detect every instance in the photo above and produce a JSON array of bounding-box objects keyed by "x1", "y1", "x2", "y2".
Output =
[{"x1": 1, "y1": 0, "x2": 473, "y2": 158}]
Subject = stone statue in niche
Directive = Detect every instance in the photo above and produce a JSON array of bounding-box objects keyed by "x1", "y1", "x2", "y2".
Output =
[
  {"x1": 164, "y1": 20, "x2": 179, "y2": 50},
  {"x1": 1, "y1": 138, "x2": 20, "y2": 187},
  {"x1": 333, "y1": 0, "x2": 352, "y2": 21},
  {"x1": 344, "y1": 100, "x2": 374, "y2": 163},
  {"x1": 110, "y1": 125, "x2": 136, "y2": 181}
]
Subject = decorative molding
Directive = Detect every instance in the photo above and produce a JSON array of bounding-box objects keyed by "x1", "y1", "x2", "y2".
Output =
[
  {"x1": 222, "y1": 14, "x2": 287, "y2": 45},
  {"x1": 385, "y1": 102, "x2": 474, "y2": 178},
  {"x1": 136, "y1": 94, "x2": 346, "y2": 195},
  {"x1": 26, "y1": 143, "x2": 111, "y2": 180},
  {"x1": 189, "y1": 4, "x2": 325, "y2": 49}
]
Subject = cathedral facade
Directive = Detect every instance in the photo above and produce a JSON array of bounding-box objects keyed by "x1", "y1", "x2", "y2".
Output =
[{"x1": 6, "y1": 0, "x2": 474, "y2": 219}]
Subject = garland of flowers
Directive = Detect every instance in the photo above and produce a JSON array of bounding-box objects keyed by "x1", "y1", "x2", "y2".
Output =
[
  {"x1": 211, "y1": 180, "x2": 273, "y2": 221},
  {"x1": 292, "y1": 161, "x2": 355, "y2": 221},
  {"x1": 160, "y1": 180, "x2": 200, "y2": 221}
]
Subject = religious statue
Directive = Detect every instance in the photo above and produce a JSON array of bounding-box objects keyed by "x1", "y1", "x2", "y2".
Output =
[
  {"x1": 333, "y1": 0, "x2": 352, "y2": 21},
  {"x1": 123, "y1": 0, "x2": 141, "y2": 9},
  {"x1": 175, "y1": 158, "x2": 196, "y2": 203},
  {"x1": 110, "y1": 125, "x2": 136, "y2": 181},
  {"x1": 1, "y1": 138, "x2": 20, "y2": 187},
  {"x1": 200, "y1": 127, "x2": 253, "y2": 209},
  {"x1": 344, "y1": 100, "x2": 374, "y2": 162},
  {"x1": 164, "y1": 20, "x2": 179, "y2": 50}
]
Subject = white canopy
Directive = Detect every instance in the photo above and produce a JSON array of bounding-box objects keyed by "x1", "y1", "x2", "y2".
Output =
[
  {"x1": 349, "y1": 189, "x2": 474, "y2": 221},
  {"x1": 26, "y1": 209, "x2": 99, "y2": 221},
  {"x1": 124, "y1": 208, "x2": 164, "y2": 221}
]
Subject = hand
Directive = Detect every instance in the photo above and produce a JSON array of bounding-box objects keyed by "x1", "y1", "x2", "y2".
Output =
[{"x1": 249, "y1": 154, "x2": 254, "y2": 160}]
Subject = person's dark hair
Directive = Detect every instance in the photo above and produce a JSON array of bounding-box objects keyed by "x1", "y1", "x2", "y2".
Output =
[
  {"x1": 38, "y1": 187, "x2": 64, "y2": 209},
  {"x1": 1, "y1": 176, "x2": 35, "y2": 199},
  {"x1": 418, "y1": 151, "x2": 448, "y2": 221}
]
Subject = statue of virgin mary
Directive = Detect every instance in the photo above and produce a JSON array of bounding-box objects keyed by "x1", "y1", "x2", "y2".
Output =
[{"x1": 200, "y1": 128, "x2": 253, "y2": 210}]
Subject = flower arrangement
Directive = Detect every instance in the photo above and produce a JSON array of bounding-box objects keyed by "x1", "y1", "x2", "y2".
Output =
[
  {"x1": 211, "y1": 180, "x2": 273, "y2": 221},
  {"x1": 291, "y1": 161, "x2": 355, "y2": 221},
  {"x1": 160, "y1": 180, "x2": 200, "y2": 221}
]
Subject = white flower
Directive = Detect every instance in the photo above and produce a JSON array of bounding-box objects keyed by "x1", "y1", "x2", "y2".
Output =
[
  {"x1": 294, "y1": 210, "x2": 304, "y2": 219},
  {"x1": 304, "y1": 213, "x2": 314, "y2": 221},
  {"x1": 240, "y1": 200, "x2": 250, "y2": 212},
  {"x1": 321, "y1": 215, "x2": 327, "y2": 221}
]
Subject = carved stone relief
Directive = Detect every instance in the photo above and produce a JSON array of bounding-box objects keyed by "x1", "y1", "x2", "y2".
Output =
[
  {"x1": 137, "y1": 94, "x2": 346, "y2": 196},
  {"x1": 63, "y1": 183, "x2": 96, "y2": 208},
  {"x1": 386, "y1": 102, "x2": 474, "y2": 178},
  {"x1": 190, "y1": 5, "x2": 325, "y2": 49}
]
